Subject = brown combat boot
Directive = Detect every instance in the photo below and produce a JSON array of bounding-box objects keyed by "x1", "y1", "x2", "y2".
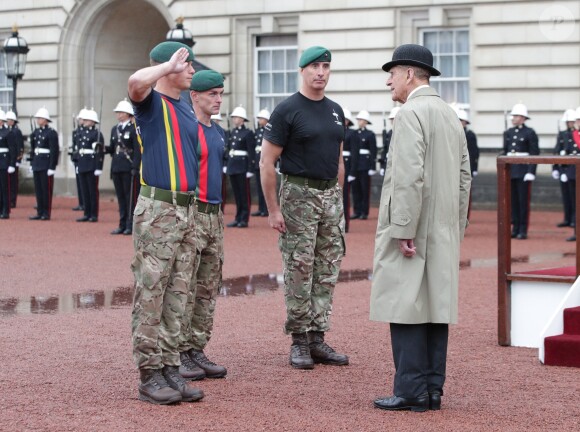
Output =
[
  {"x1": 189, "y1": 349, "x2": 227, "y2": 378},
  {"x1": 162, "y1": 366, "x2": 205, "y2": 402},
  {"x1": 289, "y1": 333, "x2": 314, "y2": 369},
  {"x1": 308, "y1": 331, "x2": 349, "y2": 365},
  {"x1": 179, "y1": 351, "x2": 206, "y2": 381},
  {"x1": 138, "y1": 368, "x2": 182, "y2": 405}
]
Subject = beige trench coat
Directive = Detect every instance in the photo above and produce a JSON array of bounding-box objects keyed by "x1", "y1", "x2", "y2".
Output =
[{"x1": 370, "y1": 87, "x2": 471, "y2": 324}]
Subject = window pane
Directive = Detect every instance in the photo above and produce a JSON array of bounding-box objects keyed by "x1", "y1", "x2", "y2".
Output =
[
  {"x1": 457, "y1": 81, "x2": 469, "y2": 104},
  {"x1": 286, "y1": 50, "x2": 297, "y2": 68},
  {"x1": 272, "y1": 50, "x2": 284, "y2": 70},
  {"x1": 440, "y1": 55, "x2": 453, "y2": 77},
  {"x1": 439, "y1": 31, "x2": 453, "y2": 53},
  {"x1": 424, "y1": 32, "x2": 437, "y2": 53},
  {"x1": 272, "y1": 73, "x2": 285, "y2": 93},
  {"x1": 439, "y1": 81, "x2": 455, "y2": 103},
  {"x1": 456, "y1": 55, "x2": 469, "y2": 77},
  {"x1": 286, "y1": 72, "x2": 298, "y2": 93},
  {"x1": 456, "y1": 31, "x2": 469, "y2": 52},
  {"x1": 258, "y1": 73, "x2": 271, "y2": 94},
  {"x1": 258, "y1": 51, "x2": 270, "y2": 71}
]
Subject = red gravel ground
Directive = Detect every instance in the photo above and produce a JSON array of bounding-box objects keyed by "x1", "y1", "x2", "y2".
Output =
[{"x1": 1, "y1": 195, "x2": 579, "y2": 431}]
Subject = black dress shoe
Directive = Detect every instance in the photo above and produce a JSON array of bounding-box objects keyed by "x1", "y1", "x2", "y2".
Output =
[
  {"x1": 76, "y1": 216, "x2": 90, "y2": 222},
  {"x1": 40, "y1": 215, "x2": 50, "y2": 221},
  {"x1": 511, "y1": 231, "x2": 518, "y2": 238},
  {"x1": 571, "y1": 222, "x2": 576, "y2": 228},
  {"x1": 429, "y1": 390, "x2": 442, "y2": 410},
  {"x1": 88, "y1": 217, "x2": 98, "y2": 222},
  {"x1": 360, "y1": 214, "x2": 368, "y2": 220},
  {"x1": 566, "y1": 235, "x2": 576, "y2": 242},
  {"x1": 261, "y1": 211, "x2": 269, "y2": 217},
  {"x1": 123, "y1": 229, "x2": 132, "y2": 235},
  {"x1": 72, "y1": 206, "x2": 84, "y2": 211},
  {"x1": 250, "y1": 211, "x2": 262, "y2": 217},
  {"x1": 226, "y1": 221, "x2": 239, "y2": 228},
  {"x1": 111, "y1": 227, "x2": 124, "y2": 235},
  {"x1": 237, "y1": 222, "x2": 248, "y2": 228},
  {"x1": 350, "y1": 214, "x2": 361, "y2": 220},
  {"x1": 516, "y1": 233, "x2": 527, "y2": 240},
  {"x1": 29, "y1": 215, "x2": 41, "y2": 220},
  {"x1": 373, "y1": 394, "x2": 429, "y2": 412},
  {"x1": 0, "y1": 214, "x2": 9, "y2": 219},
  {"x1": 557, "y1": 221, "x2": 571, "y2": 228}
]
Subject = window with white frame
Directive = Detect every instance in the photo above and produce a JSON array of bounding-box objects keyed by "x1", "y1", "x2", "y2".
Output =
[
  {"x1": 421, "y1": 28, "x2": 469, "y2": 108},
  {"x1": 0, "y1": 52, "x2": 13, "y2": 112},
  {"x1": 254, "y1": 35, "x2": 298, "y2": 116}
]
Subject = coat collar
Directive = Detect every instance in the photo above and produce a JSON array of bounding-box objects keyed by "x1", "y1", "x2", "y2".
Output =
[{"x1": 407, "y1": 85, "x2": 439, "y2": 102}]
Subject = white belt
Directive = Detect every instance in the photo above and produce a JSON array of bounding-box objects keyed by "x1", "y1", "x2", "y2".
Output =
[
  {"x1": 230, "y1": 150, "x2": 248, "y2": 157},
  {"x1": 34, "y1": 148, "x2": 51, "y2": 155},
  {"x1": 255, "y1": 146, "x2": 262, "y2": 152},
  {"x1": 0, "y1": 148, "x2": 8, "y2": 153},
  {"x1": 506, "y1": 152, "x2": 530, "y2": 156},
  {"x1": 342, "y1": 151, "x2": 351, "y2": 157},
  {"x1": 359, "y1": 149, "x2": 371, "y2": 155},
  {"x1": 79, "y1": 149, "x2": 95, "y2": 155}
]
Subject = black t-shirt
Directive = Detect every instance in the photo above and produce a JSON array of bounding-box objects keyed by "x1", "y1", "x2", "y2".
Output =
[{"x1": 264, "y1": 92, "x2": 345, "y2": 180}]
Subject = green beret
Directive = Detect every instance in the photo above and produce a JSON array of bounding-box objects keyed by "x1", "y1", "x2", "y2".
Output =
[
  {"x1": 190, "y1": 70, "x2": 225, "y2": 91},
  {"x1": 299, "y1": 46, "x2": 332, "y2": 68},
  {"x1": 149, "y1": 41, "x2": 194, "y2": 63}
]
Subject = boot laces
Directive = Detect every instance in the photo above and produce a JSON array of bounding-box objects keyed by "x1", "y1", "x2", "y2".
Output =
[
  {"x1": 149, "y1": 370, "x2": 169, "y2": 389},
  {"x1": 164, "y1": 366, "x2": 186, "y2": 385},
  {"x1": 313, "y1": 341, "x2": 336, "y2": 354},
  {"x1": 181, "y1": 353, "x2": 198, "y2": 371},
  {"x1": 192, "y1": 351, "x2": 217, "y2": 367}
]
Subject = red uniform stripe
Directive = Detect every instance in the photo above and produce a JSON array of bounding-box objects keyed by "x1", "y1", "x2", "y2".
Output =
[
  {"x1": 197, "y1": 124, "x2": 209, "y2": 202},
  {"x1": 162, "y1": 97, "x2": 189, "y2": 191}
]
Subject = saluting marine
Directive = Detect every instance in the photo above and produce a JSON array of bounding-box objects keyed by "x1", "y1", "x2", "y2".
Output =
[
  {"x1": 378, "y1": 106, "x2": 399, "y2": 176},
  {"x1": 107, "y1": 99, "x2": 140, "y2": 235},
  {"x1": 29, "y1": 108, "x2": 59, "y2": 221},
  {"x1": 6, "y1": 111, "x2": 23, "y2": 209},
  {"x1": 76, "y1": 108, "x2": 105, "y2": 222},
  {"x1": 251, "y1": 109, "x2": 270, "y2": 217},
  {"x1": 503, "y1": 103, "x2": 539, "y2": 240},
  {"x1": 0, "y1": 110, "x2": 17, "y2": 219},
  {"x1": 225, "y1": 105, "x2": 256, "y2": 227},
  {"x1": 351, "y1": 110, "x2": 377, "y2": 220}
]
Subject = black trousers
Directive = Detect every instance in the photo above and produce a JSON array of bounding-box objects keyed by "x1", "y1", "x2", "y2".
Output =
[
  {"x1": 561, "y1": 179, "x2": 576, "y2": 224},
  {"x1": 75, "y1": 167, "x2": 84, "y2": 208},
  {"x1": 79, "y1": 171, "x2": 99, "y2": 219},
  {"x1": 229, "y1": 173, "x2": 250, "y2": 224},
  {"x1": 253, "y1": 170, "x2": 267, "y2": 214},
  {"x1": 112, "y1": 171, "x2": 132, "y2": 230},
  {"x1": 510, "y1": 178, "x2": 531, "y2": 235},
  {"x1": 352, "y1": 170, "x2": 370, "y2": 216},
  {"x1": 390, "y1": 323, "x2": 449, "y2": 398},
  {"x1": 0, "y1": 169, "x2": 10, "y2": 216},
  {"x1": 9, "y1": 167, "x2": 18, "y2": 208},
  {"x1": 33, "y1": 170, "x2": 53, "y2": 218}
]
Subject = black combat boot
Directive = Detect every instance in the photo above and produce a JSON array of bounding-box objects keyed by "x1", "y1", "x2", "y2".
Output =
[
  {"x1": 179, "y1": 351, "x2": 206, "y2": 381},
  {"x1": 189, "y1": 349, "x2": 227, "y2": 378},
  {"x1": 308, "y1": 331, "x2": 349, "y2": 365},
  {"x1": 289, "y1": 333, "x2": 314, "y2": 369},
  {"x1": 162, "y1": 366, "x2": 205, "y2": 402},
  {"x1": 138, "y1": 368, "x2": 182, "y2": 405}
]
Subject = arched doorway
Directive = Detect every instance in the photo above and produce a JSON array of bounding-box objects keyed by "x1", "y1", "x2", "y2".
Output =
[{"x1": 59, "y1": 0, "x2": 171, "y2": 194}]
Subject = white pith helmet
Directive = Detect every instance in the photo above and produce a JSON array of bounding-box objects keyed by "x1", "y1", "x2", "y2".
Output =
[
  {"x1": 34, "y1": 107, "x2": 52, "y2": 122},
  {"x1": 561, "y1": 108, "x2": 577, "y2": 123},
  {"x1": 230, "y1": 105, "x2": 248, "y2": 121},
  {"x1": 6, "y1": 111, "x2": 17, "y2": 122},
  {"x1": 388, "y1": 107, "x2": 400, "y2": 120},
  {"x1": 211, "y1": 113, "x2": 223, "y2": 121},
  {"x1": 113, "y1": 99, "x2": 134, "y2": 116},
  {"x1": 77, "y1": 107, "x2": 89, "y2": 120},
  {"x1": 356, "y1": 110, "x2": 372, "y2": 124},
  {"x1": 81, "y1": 108, "x2": 100, "y2": 124},
  {"x1": 457, "y1": 109, "x2": 470, "y2": 124},
  {"x1": 510, "y1": 103, "x2": 530, "y2": 119},
  {"x1": 256, "y1": 109, "x2": 271, "y2": 121},
  {"x1": 0, "y1": 110, "x2": 6, "y2": 122},
  {"x1": 576, "y1": 107, "x2": 580, "y2": 121},
  {"x1": 342, "y1": 107, "x2": 354, "y2": 125}
]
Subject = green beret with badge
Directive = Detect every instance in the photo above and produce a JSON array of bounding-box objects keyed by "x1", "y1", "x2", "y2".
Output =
[
  {"x1": 299, "y1": 46, "x2": 332, "y2": 68},
  {"x1": 190, "y1": 70, "x2": 225, "y2": 91},
  {"x1": 149, "y1": 41, "x2": 194, "y2": 63}
]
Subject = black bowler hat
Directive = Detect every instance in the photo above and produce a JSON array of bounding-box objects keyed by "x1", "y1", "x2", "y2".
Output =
[{"x1": 382, "y1": 44, "x2": 441, "y2": 76}]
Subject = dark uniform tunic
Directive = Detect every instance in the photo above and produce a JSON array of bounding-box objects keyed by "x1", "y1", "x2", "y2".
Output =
[
  {"x1": 342, "y1": 126, "x2": 359, "y2": 231},
  {"x1": 502, "y1": 124, "x2": 539, "y2": 237},
  {"x1": 465, "y1": 127, "x2": 479, "y2": 219},
  {"x1": 77, "y1": 126, "x2": 105, "y2": 221},
  {"x1": 378, "y1": 129, "x2": 392, "y2": 173},
  {"x1": 8, "y1": 124, "x2": 23, "y2": 209},
  {"x1": 107, "y1": 120, "x2": 140, "y2": 232},
  {"x1": 71, "y1": 125, "x2": 84, "y2": 209},
  {"x1": 554, "y1": 128, "x2": 578, "y2": 226},
  {"x1": 30, "y1": 125, "x2": 59, "y2": 219},
  {"x1": 0, "y1": 125, "x2": 17, "y2": 217},
  {"x1": 225, "y1": 124, "x2": 255, "y2": 226},
  {"x1": 252, "y1": 125, "x2": 268, "y2": 216},
  {"x1": 351, "y1": 127, "x2": 377, "y2": 219}
]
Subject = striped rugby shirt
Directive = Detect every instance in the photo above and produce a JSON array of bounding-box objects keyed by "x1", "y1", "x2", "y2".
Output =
[{"x1": 195, "y1": 118, "x2": 226, "y2": 204}]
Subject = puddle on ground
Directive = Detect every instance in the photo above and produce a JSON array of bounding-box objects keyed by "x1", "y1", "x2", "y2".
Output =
[{"x1": 0, "y1": 251, "x2": 575, "y2": 317}]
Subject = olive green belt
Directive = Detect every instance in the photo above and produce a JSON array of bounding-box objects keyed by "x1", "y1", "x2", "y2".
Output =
[
  {"x1": 284, "y1": 174, "x2": 338, "y2": 191},
  {"x1": 196, "y1": 201, "x2": 220, "y2": 214},
  {"x1": 140, "y1": 185, "x2": 196, "y2": 207}
]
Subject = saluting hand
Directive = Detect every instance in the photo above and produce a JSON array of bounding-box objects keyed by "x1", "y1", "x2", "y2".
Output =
[
  {"x1": 167, "y1": 48, "x2": 190, "y2": 74},
  {"x1": 268, "y1": 210, "x2": 286, "y2": 234}
]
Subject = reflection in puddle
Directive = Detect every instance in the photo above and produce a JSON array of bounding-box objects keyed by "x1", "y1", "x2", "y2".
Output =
[{"x1": 0, "y1": 251, "x2": 575, "y2": 317}]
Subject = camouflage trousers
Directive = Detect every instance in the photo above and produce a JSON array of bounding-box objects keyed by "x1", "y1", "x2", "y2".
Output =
[
  {"x1": 131, "y1": 192, "x2": 197, "y2": 369},
  {"x1": 279, "y1": 180, "x2": 346, "y2": 335},
  {"x1": 178, "y1": 209, "x2": 224, "y2": 352}
]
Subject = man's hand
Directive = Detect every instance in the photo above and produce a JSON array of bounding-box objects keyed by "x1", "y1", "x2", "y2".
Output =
[
  {"x1": 94, "y1": 169, "x2": 102, "y2": 177},
  {"x1": 47, "y1": 169, "x2": 55, "y2": 176},
  {"x1": 523, "y1": 173, "x2": 535, "y2": 182},
  {"x1": 246, "y1": 172, "x2": 254, "y2": 178},
  {"x1": 268, "y1": 210, "x2": 286, "y2": 234},
  {"x1": 167, "y1": 48, "x2": 191, "y2": 74},
  {"x1": 380, "y1": 168, "x2": 385, "y2": 176},
  {"x1": 347, "y1": 175, "x2": 356, "y2": 182},
  {"x1": 7, "y1": 166, "x2": 15, "y2": 174},
  {"x1": 561, "y1": 173, "x2": 568, "y2": 183},
  {"x1": 368, "y1": 169, "x2": 377, "y2": 176},
  {"x1": 397, "y1": 239, "x2": 416, "y2": 258},
  {"x1": 552, "y1": 170, "x2": 560, "y2": 180}
]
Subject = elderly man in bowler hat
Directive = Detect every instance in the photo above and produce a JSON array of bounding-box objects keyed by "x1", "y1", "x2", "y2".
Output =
[{"x1": 370, "y1": 44, "x2": 471, "y2": 412}]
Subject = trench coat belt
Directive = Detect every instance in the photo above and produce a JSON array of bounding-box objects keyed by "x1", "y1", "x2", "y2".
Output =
[
  {"x1": 140, "y1": 184, "x2": 196, "y2": 208},
  {"x1": 34, "y1": 148, "x2": 51, "y2": 155},
  {"x1": 506, "y1": 152, "x2": 530, "y2": 156},
  {"x1": 359, "y1": 149, "x2": 371, "y2": 155}
]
